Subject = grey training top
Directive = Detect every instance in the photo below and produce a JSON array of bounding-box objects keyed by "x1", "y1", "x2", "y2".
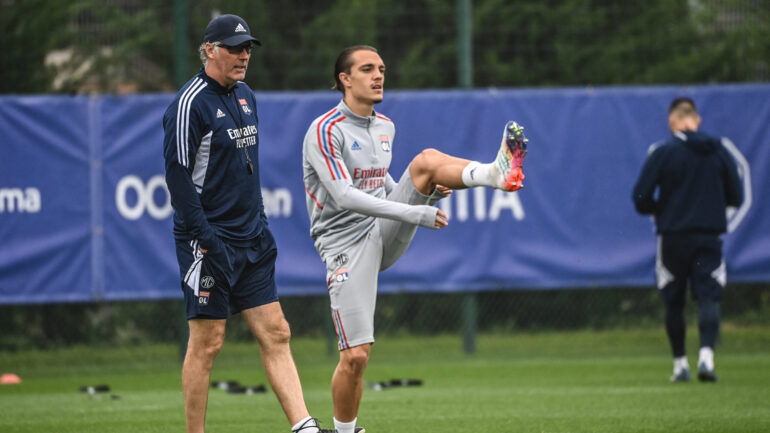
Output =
[{"x1": 302, "y1": 100, "x2": 437, "y2": 257}]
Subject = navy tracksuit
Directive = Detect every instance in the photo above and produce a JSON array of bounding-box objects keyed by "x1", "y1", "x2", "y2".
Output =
[
  {"x1": 633, "y1": 130, "x2": 743, "y2": 356},
  {"x1": 163, "y1": 68, "x2": 267, "y2": 250},
  {"x1": 163, "y1": 68, "x2": 278, "y2": 319}
]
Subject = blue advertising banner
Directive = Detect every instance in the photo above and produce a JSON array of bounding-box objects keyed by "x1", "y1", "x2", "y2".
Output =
[
  {"x1": 0, "y1": 84, "x2": 766, "y2": 304},
  {"x1": 0, "y1": 97, "x2": 93, "y2": 303}
]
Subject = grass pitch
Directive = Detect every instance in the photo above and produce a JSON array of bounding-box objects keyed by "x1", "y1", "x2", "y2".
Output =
[{"x1": 1, "y1": 326, "x2": 768, "y2": 432}]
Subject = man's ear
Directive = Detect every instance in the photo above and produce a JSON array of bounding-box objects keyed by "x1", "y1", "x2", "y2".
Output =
[
  {"x1": 339, "y1": 72, "x2": 350, "y2": 88},
  {"x1": 206, "y1": 43, "x2": 217, "y2": 60}
]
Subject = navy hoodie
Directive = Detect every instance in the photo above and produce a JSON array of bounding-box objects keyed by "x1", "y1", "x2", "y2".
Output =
[
  {"x1": 163, "y1": 68, "x2": 266, "y2": 251},
  {"x1": 632, "y1": 130, "x2": 743, "y2": 234}
]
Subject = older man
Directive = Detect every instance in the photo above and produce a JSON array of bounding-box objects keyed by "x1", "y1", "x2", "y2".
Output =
[{"x1": 163, "y1": 14, "x2": 328, "y2": 433}]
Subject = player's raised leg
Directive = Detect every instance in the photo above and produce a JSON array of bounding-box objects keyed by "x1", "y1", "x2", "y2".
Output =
[
  {"x1": 409, "y1": 121, "x2": 529, "y2": 195},
  {"x1": 463, "y1": 120, "x2": 528, "y2": 191}
]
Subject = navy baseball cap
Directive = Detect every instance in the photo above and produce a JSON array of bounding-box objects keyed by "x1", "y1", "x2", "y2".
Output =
[{"x1": 203, "y1": 14, "x2": 262, "y2": 46}]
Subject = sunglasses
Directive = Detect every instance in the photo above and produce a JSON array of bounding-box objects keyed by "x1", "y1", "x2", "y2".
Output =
[{"x1": 215, "y1": 43, "x2": 252, "y2": 55}]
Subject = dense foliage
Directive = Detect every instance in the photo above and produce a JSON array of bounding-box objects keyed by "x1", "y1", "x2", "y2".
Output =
[{"x1": 2, "y1": 0, "x2": 768, "y2": 94}]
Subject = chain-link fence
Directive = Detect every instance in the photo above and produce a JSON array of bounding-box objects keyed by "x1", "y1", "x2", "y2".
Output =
[{"x1": 2, "y1": 284, "x2": 768, "y2": 351}]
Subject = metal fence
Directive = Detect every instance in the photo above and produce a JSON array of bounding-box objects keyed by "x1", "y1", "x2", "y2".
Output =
[{"x1": 2, "y1": 284, "x2": 768, "y2": 351}]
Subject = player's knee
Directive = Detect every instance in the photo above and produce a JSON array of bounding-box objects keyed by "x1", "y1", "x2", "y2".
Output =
[
  {"x1": 665, "y1": 298, "x2": 685, "y2": 311},
  {"x1": 190, "y1": 333, "x2": 225, "y2": 362},
  {"x1": 661, "y1": 287, "x2": 686, "y2": 309},
  {"x1": 410, "y1": 148, "x2": 441, "y2": 174},
  {"x1": 419, "y1": 148, "x2": 442, "y2": 158},
  {"x1": 264, "y1": 317, "x2": 292, "y2": 346},
  {"x1": 204, "y1": 342, "x2": 224, "y2": 362},
  {"x1": 698, "y1": 298, "x2": 720, "y2": 321},
  {"x1": 340, "y1": 347, "x2": 370, "y2": 375}
]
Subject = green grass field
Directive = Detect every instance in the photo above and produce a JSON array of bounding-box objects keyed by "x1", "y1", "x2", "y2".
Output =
[{"x1": 2, "y1": 326, "x2": 769, "y2": 432}]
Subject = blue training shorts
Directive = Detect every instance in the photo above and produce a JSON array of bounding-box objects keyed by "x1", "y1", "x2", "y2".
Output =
[{"x1": 175, "y1": 229, "x2": 279, "y2": 320}]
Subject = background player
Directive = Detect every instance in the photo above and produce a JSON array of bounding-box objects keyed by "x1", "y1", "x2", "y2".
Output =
[
  {"x1": 301, "y1": 45, "x2": 529, "y2": 433},
  {"x1": 632, "y1": 97, "x2": 746, "y2": 382}
]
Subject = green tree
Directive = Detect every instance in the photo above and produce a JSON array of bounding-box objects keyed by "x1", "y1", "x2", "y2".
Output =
[
  {"x1": 473, "y1": 0, "x2": 770, "y2": 87},
  {"x1": 2, "y1": 0, "x2": 69, "y2": 94},
  {"x1": 1, "y1": 0, "x2": 768, "y2": 94}
]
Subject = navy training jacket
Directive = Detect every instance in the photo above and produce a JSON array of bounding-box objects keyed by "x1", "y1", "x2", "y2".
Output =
[
  {"x1": 163, "y1": 68, "x2": 266, "y2": 251},
  {"x1": 632, "y1": 130, "x2": 743, "y2": 234}
]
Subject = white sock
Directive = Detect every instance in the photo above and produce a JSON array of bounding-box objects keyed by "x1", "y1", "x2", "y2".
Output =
[
  {"x1": 673, "y1": 356, "x2": 689, "y2": 374},
  {"x1": 333, "y1": 417, "x2": 357, "y2": 433},
  {"x1": 699, "y1": 346, "x2": 714, "y2": 370},
  {"x1": 291, "y1": 416, "x2": 318, "y2": 433},
  {"x1": 461, "y1": 161, "x2": 498, "y2": 188}
]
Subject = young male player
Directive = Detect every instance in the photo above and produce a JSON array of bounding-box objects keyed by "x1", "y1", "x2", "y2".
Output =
[{"x1": 301, "y1": 45, "x2": 529, "y2": 433}]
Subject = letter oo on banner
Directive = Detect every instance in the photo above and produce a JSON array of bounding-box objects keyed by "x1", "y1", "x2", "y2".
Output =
[{"x1": 115, "y1": 175, "x2": 173, "y2": 220}]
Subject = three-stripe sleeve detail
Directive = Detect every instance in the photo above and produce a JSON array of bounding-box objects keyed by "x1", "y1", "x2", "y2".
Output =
[
  {"x1": 316, "y1": 109, "x2": 347, "y2": 180},
  {"x1": 175, "y1": 78, "x2": 208, "y2": 168}
]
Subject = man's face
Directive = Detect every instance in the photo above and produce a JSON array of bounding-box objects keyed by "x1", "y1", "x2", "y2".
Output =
[
  {"x1": 341, "y1": 50, "x2": 385, "y2": 104},
  {"x1": 206, "y1": 42, "x2": 252, "y2": 88},
  {"x1": 668, "y1": 112, "x2": 701, "y2": 133}
]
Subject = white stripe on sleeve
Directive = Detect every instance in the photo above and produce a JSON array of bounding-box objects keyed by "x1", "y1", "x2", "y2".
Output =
[{"x1": 175, "y1": 78, "x2": 207, "y2": 167}]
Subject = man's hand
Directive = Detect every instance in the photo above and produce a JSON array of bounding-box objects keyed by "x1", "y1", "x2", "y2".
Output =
[
  {"x1": 435, "y1": 184, "x2": 453, "y2": 197},
  {"x1": 435, "y1": 209, "x2": 449, "y2": 229}
]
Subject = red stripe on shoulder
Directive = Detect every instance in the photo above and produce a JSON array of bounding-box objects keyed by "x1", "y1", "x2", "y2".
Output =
[
  {"x1": 316, "y1": 109, "x2": 339, "y2": 180},
  {"x1": 326, "y1": 116, "x2": 348, "y2": 179},
  {"x1": 376, "y1": 113, "x2": 393, "y2": 123}
]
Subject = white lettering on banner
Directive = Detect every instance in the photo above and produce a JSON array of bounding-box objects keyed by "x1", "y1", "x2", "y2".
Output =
[
  {"x1": 262, "y1": 188, "x2": 292, "y2": 218},
  {"x1": 438, "y1": 188, "x2": 524, "y2": 222},
  {"x1": 0, "y1": 187, "x2": 41, "y2": 213},
  {"x1": 116, "y1": 175, "x2": 173, "y2": 220},
  {"x1": 115, "y1": 174, "x2": 292, "y2": 220}
]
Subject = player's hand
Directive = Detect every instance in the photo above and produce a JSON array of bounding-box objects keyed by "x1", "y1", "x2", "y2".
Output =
[
  {"x1": 199, "y1": 247, "x2": 208, "y2": 254},
  {"x1": 435, "y1": 184, "x2": 453, "y2": 197},
  {"x1": 435, "y1": 209, "x2": 449, "y2": 229}
]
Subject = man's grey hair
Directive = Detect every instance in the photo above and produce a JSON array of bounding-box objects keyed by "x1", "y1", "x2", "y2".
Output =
[{"x1": 198, "y1": 42, "x2": 221, "y2": 65}]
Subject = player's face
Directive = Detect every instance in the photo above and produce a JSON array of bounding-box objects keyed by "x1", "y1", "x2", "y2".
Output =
[
  {"x1": 206, "y1": 42, "x2": 252, "y2": 88},
  {"x1": 341, "y1": 50, "x2": 385, "y2": 105},
  {"x1": 668, "y1": 113, "x2": 701, "y2": 133}
]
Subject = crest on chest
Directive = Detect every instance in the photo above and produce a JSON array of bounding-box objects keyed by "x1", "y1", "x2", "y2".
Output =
[
  {"x1": 238, "y1": 98, "x2": 252, "y2": 115},
  {"x1": 379, "y1": 135, "x2": 390, "y2": 152}
]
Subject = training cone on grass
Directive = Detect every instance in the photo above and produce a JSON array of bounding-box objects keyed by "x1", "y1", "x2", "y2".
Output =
[{"x1": 1, "y1": 373, "x2": 21, "y2": 385}]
